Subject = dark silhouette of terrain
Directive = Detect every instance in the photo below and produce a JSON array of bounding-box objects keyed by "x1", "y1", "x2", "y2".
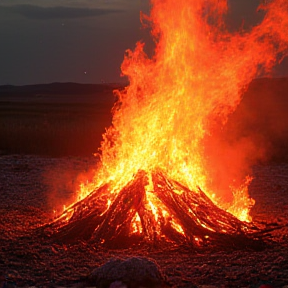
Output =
[
  {"x1": 0, "y1": 82, "x2": 125, "y2": 96},
  {"x1": 0, "y1": 83, "x2": 124, "y2": 156}
]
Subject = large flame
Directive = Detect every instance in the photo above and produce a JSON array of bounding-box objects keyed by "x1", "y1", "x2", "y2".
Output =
[{"x1": 77, "y1": 0, "x2": 288, "y2": 224}]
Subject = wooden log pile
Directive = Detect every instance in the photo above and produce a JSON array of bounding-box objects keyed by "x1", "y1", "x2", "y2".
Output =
[{"x1": 45, "y1": 170, "x2": 265, "y2": 249}]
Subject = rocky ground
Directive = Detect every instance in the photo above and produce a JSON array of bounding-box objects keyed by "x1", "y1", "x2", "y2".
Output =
[{"x1": 0, "y1": 154, "x2": 288, "y2": 288}]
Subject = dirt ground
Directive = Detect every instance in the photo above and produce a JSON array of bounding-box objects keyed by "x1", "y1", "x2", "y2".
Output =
[{"x1": 0, "y1": 154, "x2": 288, "y2": 288}]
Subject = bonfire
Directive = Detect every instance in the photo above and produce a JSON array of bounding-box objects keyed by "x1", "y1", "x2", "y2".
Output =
[{"x1": 47, "y1": 0, "x2": 288, "y2": 248}]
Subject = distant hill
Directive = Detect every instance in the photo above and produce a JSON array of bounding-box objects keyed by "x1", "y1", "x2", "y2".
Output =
[
  {"x1": 1, "y1": 78, "x2": 287, "y2": 96},
  {"x1": 0, "y1": 82, "x2": 126, "y2": 96},
  {"x1": 0, "y1": 78, "x2": 287, "y2": 98}
]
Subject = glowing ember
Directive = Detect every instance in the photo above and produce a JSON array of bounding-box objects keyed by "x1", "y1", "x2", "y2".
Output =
[{"x1": 50, "y1": 0, "x2": 288, "y2": 247}]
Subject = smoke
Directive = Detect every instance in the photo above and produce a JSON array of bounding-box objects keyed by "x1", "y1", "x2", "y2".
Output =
[
  {"x1": 43, "y1": 158, "x2": 99, "y2": 216},
  {"x1": 204, "y1": 77, "x2": 288, "y2": 202},
  {"x1": 227, "y1": 78, "x2": 288, "y2": 163}
]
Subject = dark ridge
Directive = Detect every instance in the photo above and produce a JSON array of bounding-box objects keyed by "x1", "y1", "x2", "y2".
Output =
[{"x1": 0, "y1": 82, "x2": 126, "y2": 96}]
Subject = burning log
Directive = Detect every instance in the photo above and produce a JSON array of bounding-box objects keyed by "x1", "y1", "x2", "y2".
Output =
[{"x1": 46, "y1": 170, "x2": 263, "y2": 249}]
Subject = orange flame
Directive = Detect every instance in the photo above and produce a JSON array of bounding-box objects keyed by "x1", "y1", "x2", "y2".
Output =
[{"x1": 78, "y1": 0, "x2": 288, "y2": 223}]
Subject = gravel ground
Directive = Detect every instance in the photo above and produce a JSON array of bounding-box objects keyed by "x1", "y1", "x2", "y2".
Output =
[{"x1": 0, "y1": 154, "x2": 288, "y2": 288}]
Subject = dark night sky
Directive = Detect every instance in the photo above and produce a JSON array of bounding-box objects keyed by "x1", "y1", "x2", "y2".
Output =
[{"x1": 0, "y1": 0, "x2": 287, "y2": 85}]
